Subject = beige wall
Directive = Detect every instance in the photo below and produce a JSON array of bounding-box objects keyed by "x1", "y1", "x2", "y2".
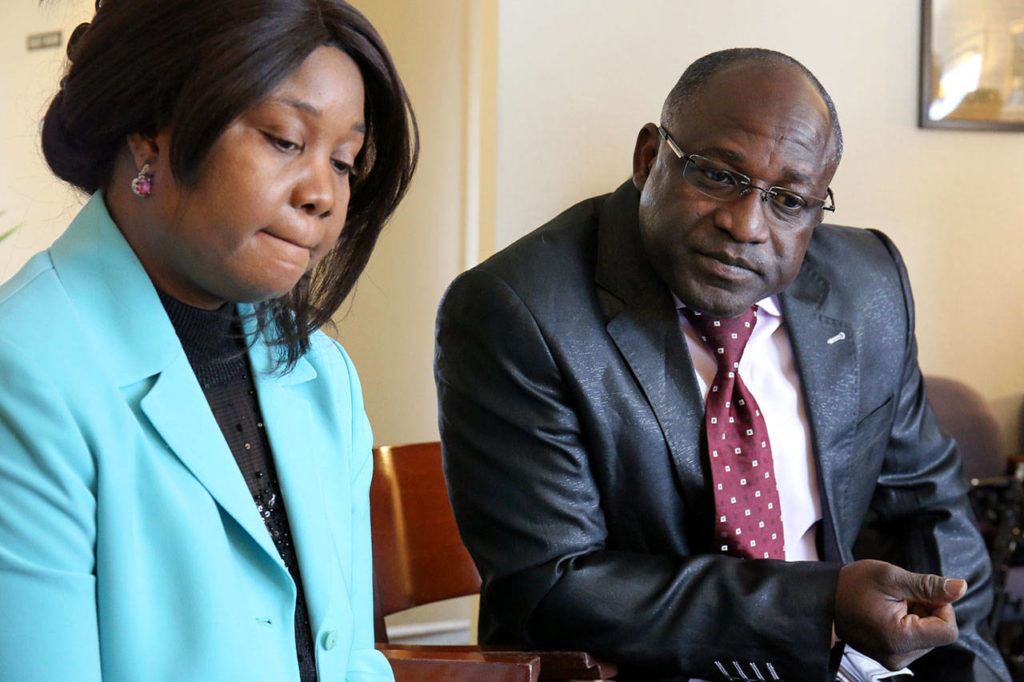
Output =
[
  {"x1": 2, "y1": 2, "x2": 1022, "y2": 452},
  {"x1": 327, "y1": 0, "x2": 488, "y2": 638},
  {"x1": 332, "y1": 0, "x2": 470, "y2": 447},
  {"x1": 494, "y1": 0, "x2": 1024, "y2": 451},
  {"x1": 0, "y1": 1, "x2": 92, "y2": 279},
  {"x1": 2, "y1": 0, "x2": 1020, "y2": 643}
]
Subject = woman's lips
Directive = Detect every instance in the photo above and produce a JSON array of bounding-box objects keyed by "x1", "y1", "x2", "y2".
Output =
[{"x1": 260, "y1": 230, "x2": 315, "y2": 267}]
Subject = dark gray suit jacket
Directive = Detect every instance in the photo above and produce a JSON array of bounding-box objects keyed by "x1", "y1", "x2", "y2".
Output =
[{"x1": 435, "y1": 181, "x2": 1007, "y2": 681}]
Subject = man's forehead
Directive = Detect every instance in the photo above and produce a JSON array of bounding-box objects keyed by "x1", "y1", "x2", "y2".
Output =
[
  {"x1": 679, "y1": 59, "x2": 820, "y2": 104},
  {"x1": 672, "y1": 62, "x2": 827, "y2": 126},
  {"x1": 668, "y1": 61, "x2": 837, "y2": 179}
]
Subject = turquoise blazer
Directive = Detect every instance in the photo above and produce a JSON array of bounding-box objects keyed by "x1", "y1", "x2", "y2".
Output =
[{"x1": 0, "y1": 194, "x2": 393, "y2": 682}]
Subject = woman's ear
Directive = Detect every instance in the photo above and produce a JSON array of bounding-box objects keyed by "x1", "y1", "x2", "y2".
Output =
[{"x1": 125, "y1": 131, "x2": 160, "y2": 171}]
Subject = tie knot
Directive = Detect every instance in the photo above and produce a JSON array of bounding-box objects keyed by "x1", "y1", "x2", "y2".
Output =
[{"x1": 683, "y1": 306, "x2": 758, "y2": 368}]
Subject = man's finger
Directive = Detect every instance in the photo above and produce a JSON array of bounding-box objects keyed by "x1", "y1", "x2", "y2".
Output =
[
  {"x1": 944, "y1": 578, "x2": 967, "y2": 598},
  {"x1": 895, "y1": 603, "x2": 959, "y2": 649},
  {"x1": 892, "y1": 570, "x2": 967, "y2": 606},
  {"x1": 835, "y1": 560, "x2": 963, "y2": 665}
]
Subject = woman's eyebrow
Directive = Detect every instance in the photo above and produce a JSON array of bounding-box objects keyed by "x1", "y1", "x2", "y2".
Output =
[{"x1": 268, "y1": 96, "x2": 367, "y2": 133}]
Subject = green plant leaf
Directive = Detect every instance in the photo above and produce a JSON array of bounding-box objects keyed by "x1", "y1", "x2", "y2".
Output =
[
  {"x1": 0, "y1": 226, "x2": 22, "y2": 244},
  {"x1": 0, "y1": 211, "x2": 22, "y2": 244}
]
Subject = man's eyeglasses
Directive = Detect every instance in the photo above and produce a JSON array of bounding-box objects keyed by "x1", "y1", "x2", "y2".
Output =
[{"x1": 657, "y1": 125, "x2": 835, "y2": 225}]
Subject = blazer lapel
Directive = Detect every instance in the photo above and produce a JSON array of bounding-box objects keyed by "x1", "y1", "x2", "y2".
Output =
[
  {"x1": 139, "y1": 357, "x2": 287, "y2": 571},
  {"x1": 50, "y1": 194, "x2": 290, "y2": 575},
  {"x1": 780, "y1": 264, "x2": 859, "y2": 562},
  {"x1": 249, "y1": 344, "x2": 341, "y2": 633},
  {"x1": 595, "y1": 183, "x2": 708, "y2": 504},
  {"x1": 592, "y1": 184, "x2": 863, "y2": 557}
]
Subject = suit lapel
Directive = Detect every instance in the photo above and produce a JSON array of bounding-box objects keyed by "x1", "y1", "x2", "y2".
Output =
[
  {"x1": 605, "y1": 296, "x2": 707, "y2": 486},
  {"x1": 595, "y1": 183, "x2": 708, "y2": 503},
  {"x1": 51, "y1": 195, "x2": 288, "y2": 572},
  {"x1": 592, "y1": 185, "x2": 864, "y2": 558},
  {"x1": 139, "y1": 355, "x2": 288, "y2": 571},
  {"x1": 249, "y1": 344, "x2": 341, "y2": 632},
  {"x1": 780, "y1": 264, "x2": 859, "y2": 562}
]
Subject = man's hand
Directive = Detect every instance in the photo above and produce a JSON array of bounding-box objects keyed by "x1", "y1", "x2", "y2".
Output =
[{"x1": 834, "y1": 559, "x2": 964, "y2": 671}]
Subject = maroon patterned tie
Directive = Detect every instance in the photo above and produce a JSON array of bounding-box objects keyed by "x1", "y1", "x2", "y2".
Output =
[{"x1": 684, "y1": 306, "x2": 786, "y2": 559}]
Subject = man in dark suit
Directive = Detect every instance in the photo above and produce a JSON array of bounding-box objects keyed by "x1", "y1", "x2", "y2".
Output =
[{"x1": 434, "y1": 48, "x2": 1009, "y2": 681}]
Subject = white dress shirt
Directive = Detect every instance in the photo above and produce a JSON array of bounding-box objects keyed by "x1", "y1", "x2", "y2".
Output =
[
  {"x1": 679, "y1": 296, "x2": 822, "y2": 561},
  {"x1": 677, "y1": 297, "x2": 908, "y2": 681}
]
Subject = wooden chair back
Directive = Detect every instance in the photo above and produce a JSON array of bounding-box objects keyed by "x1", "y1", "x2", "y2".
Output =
[
  {"x1": 370, "y1": 441, "x2": 482, "y2": 640},
  {"x1": 370, "y1": 442, "x2": 618, "y2": 680}
]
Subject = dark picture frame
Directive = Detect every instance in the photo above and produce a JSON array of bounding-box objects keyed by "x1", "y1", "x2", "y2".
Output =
[{"x1": 920, "y1": 0, "x2": 1024, "y2": 131}]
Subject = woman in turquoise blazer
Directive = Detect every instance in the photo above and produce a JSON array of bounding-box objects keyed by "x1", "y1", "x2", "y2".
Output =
[{"x1": 0, "y1": 1, "x2": 416, "y2": 680}]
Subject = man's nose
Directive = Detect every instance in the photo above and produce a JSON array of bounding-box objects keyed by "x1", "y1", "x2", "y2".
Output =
[{"x1": 713, "y1": 190, "x2": 771, "y2": 243}]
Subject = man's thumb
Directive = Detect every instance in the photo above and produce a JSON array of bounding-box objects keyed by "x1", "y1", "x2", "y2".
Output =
[
  {"x1": 943, "y1": 577, "x2": 967, "y2": 599},
  {"x1": 908, "y1": 572, "x2": 966, "y2": 603}
]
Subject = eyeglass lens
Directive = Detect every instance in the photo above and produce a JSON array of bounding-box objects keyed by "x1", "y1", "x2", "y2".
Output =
[{"x1": 682, "y1": 156, "x2": 815, "y2": 222}]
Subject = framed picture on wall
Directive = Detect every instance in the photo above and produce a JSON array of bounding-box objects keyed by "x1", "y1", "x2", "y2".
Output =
[{"x1": 920, "y1": 0, "x2": 1024, "y2": 130}]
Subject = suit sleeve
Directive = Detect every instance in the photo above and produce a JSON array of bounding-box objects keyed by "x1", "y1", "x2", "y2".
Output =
[
  {"x1": 0, "y1": 339, "x2": 102, "y2": 682},
  {"x1": 859, "y1": 231, "x2": 1009, "y2": 682},
  {"x1": 435, "y1": 268, "x2": 842, "y2": 681}
]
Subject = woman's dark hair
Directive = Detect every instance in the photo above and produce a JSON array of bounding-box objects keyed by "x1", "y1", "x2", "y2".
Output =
[{"x1": 42, "y1": 0, "x2": 418, "y2": 370}]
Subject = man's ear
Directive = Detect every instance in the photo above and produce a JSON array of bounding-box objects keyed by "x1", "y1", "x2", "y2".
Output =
[
  {"x1": 632, "y1": 122, "x2": 660, "y2": 191},
  {"x1": 125, "y1": 131, "x2": 160, "y2": 171}
]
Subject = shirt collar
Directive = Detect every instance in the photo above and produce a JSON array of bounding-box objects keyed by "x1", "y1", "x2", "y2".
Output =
[{"x1": 672, "y1": 292, "x2": 783, "y2": 320}]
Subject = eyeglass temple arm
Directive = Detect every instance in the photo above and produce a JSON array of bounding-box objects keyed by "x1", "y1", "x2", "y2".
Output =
[{"x1": 822, "y1": 187, "x2": 835, "y2": 212}]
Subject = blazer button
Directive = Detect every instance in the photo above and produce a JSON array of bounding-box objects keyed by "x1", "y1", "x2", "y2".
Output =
[{"x1": 321, "y1": 630, "x2": 338, "y2": 651}]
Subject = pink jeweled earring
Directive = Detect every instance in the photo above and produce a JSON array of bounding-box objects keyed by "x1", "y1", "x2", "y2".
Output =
[{"x1": 131, "y1": 163, "x2": 153, "y2": 198}]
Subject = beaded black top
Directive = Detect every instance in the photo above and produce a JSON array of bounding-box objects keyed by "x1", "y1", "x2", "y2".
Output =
[{"x1": 159, "y1": 292, "x2": 318, "y2": 682}]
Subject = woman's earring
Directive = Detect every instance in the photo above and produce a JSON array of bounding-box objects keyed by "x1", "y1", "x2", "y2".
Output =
[{"x1": 131, "y1": 163, "x2": 153, "y2": 198}]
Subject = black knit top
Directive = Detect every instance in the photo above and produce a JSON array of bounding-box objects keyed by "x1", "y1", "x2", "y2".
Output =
[{"x1": 159, "y1": 292, "x2": 318, "y2": 682}]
